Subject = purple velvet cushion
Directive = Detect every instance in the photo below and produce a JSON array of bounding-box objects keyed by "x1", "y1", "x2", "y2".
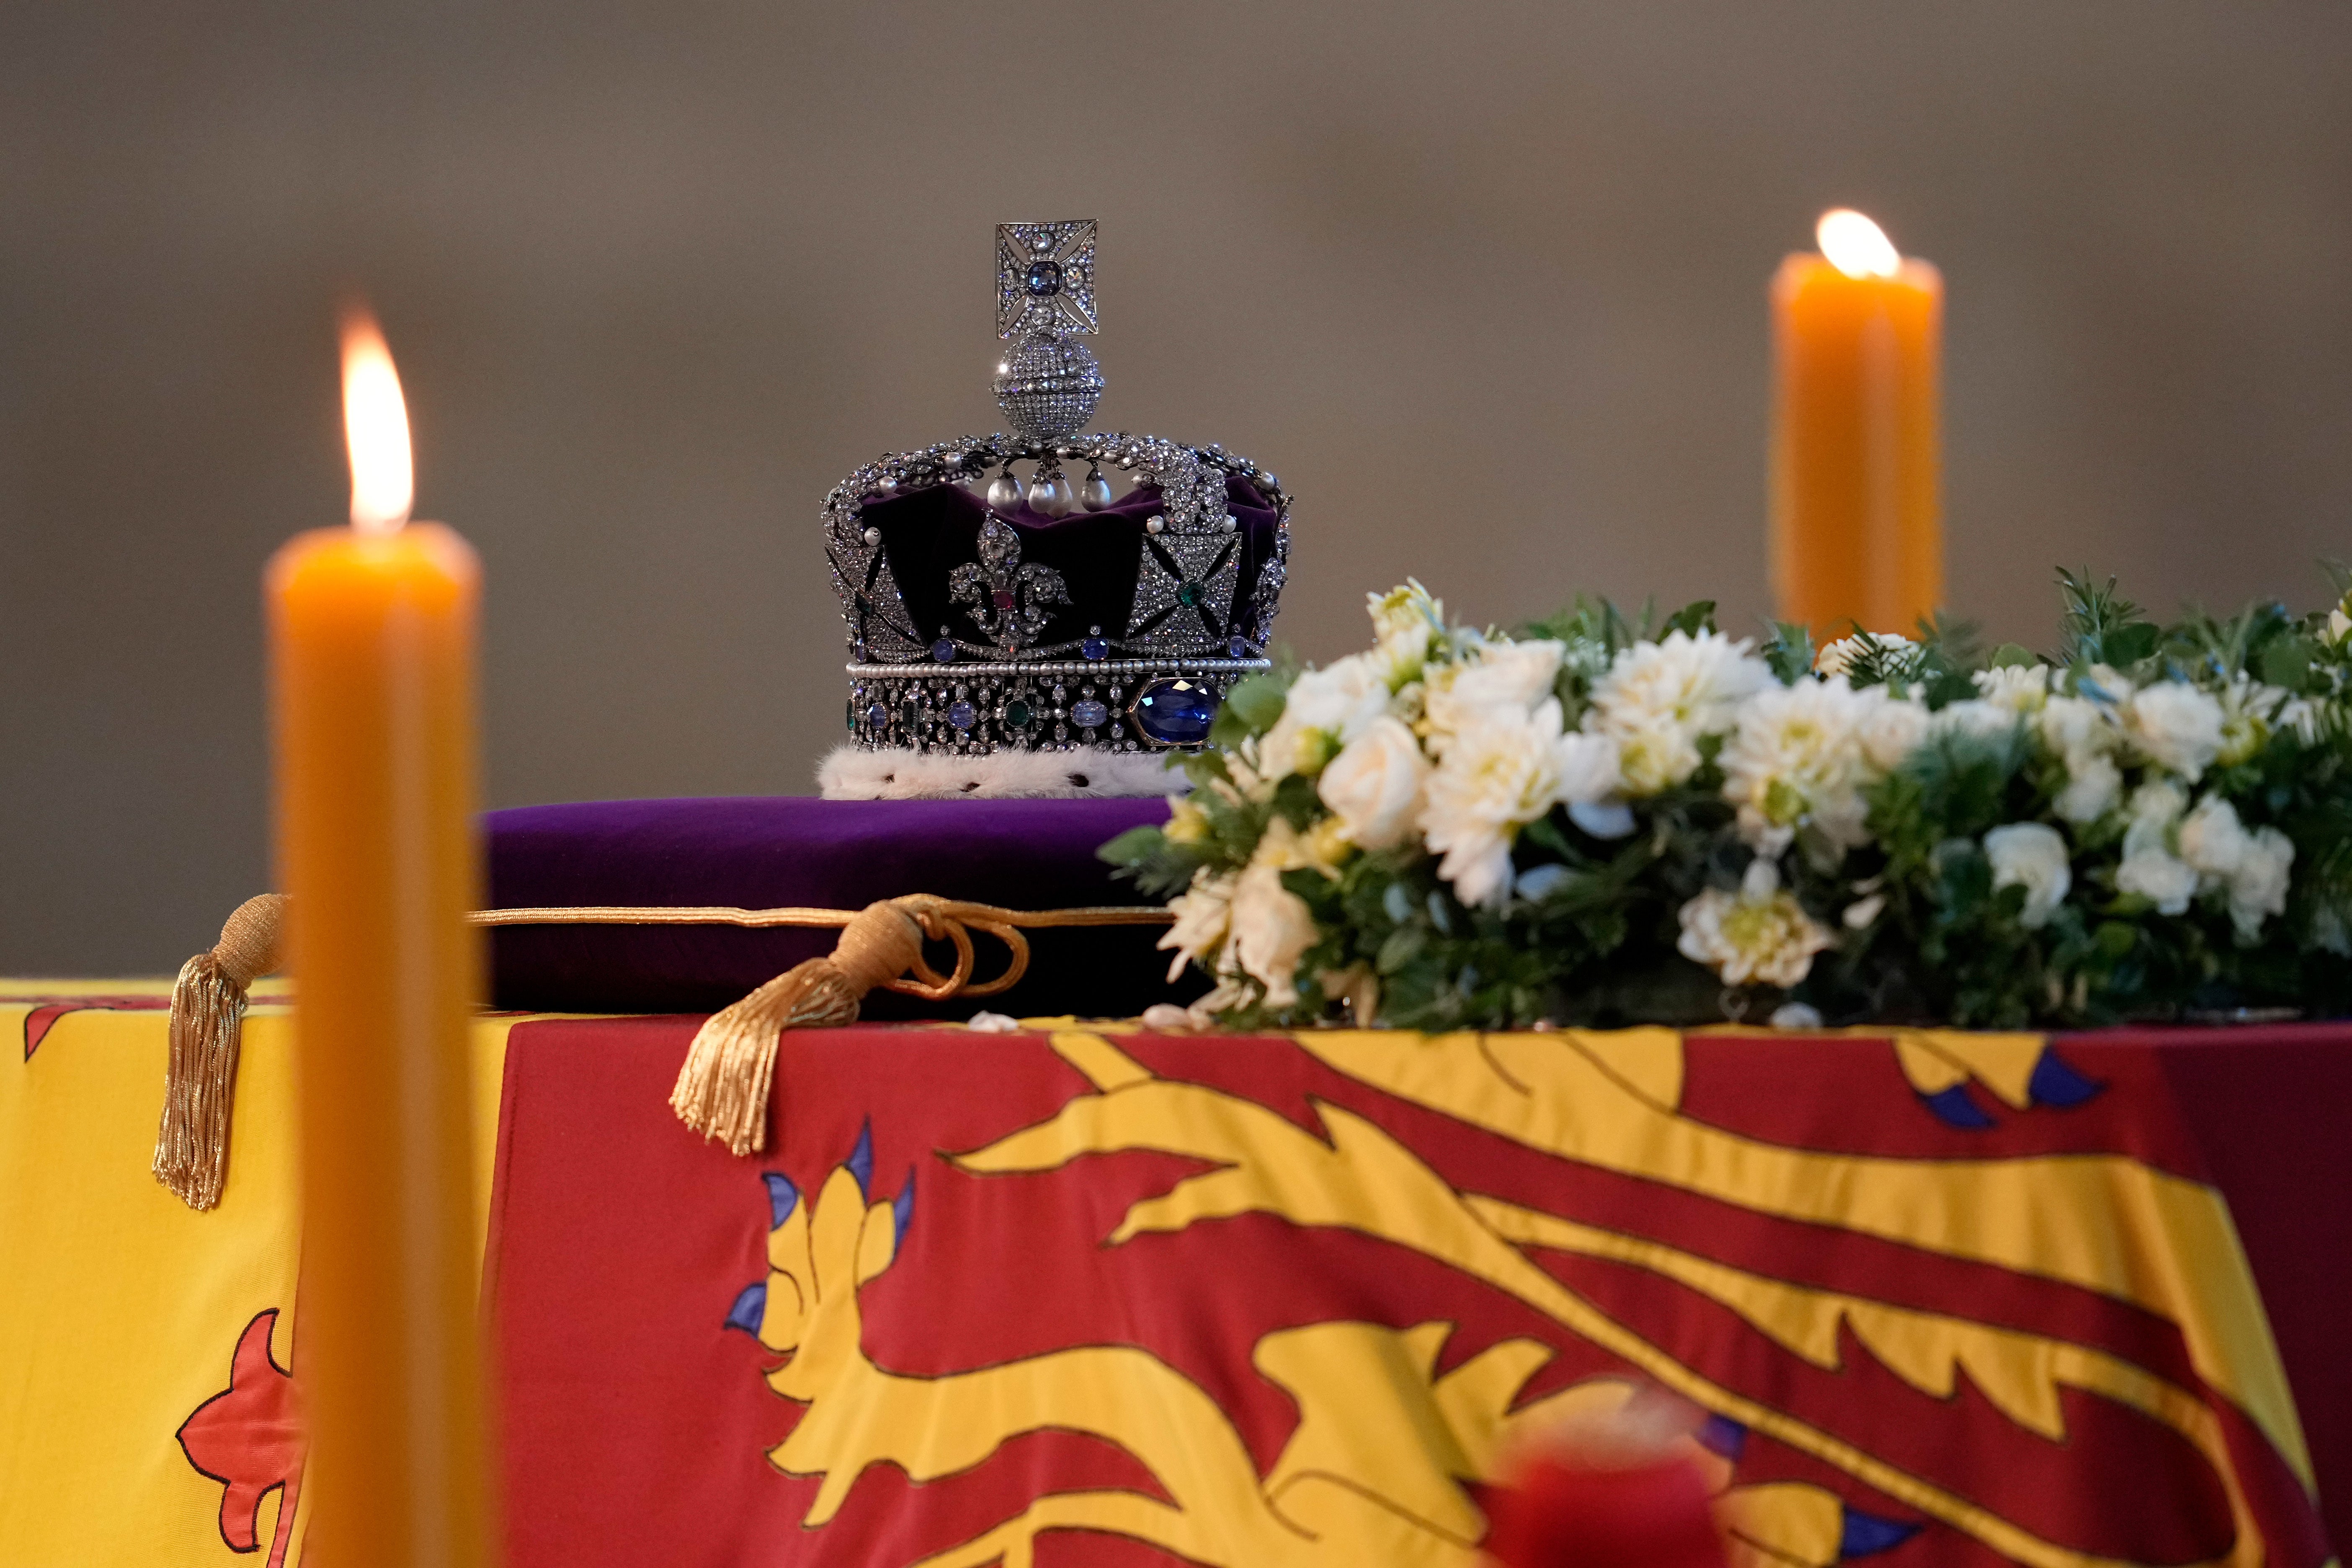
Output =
[{"x1": 484, "y1": 796, "x2": 1189, "y2": 1017}]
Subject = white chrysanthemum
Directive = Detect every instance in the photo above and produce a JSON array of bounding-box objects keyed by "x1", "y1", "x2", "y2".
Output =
[
  {"x1": 1984, "y1": 822, "x2": 2072, "y2": 927},
  {"x1": 1423, "y1": 639, "x2": 1565, "y2": 742},
  {"x1": 2177, "y1": 794, "x2": 2253, "y2": 880},
  {"x1": 1366, "y1": 581, "x2": 1444, "y2": 688},
  {"x1": 1973, "y1": 664, "x2": 2052, "y2": 713},
  {"x1": 1227, "y1": 860, "x2": 1318, "y2": 1008},
  {"x1": 1586, "y1": 630, "x2": 1771, "y2": 795},
  {"x1": 2215, "y1": 675, "x2": 2291, "y2": 768},
  {"x1": 1419, "y1": 698, "x2": 1585, "y2": 908},
  {"x1": 1676, "y1": 859, "x2": 1834, "y2": 989},
  {"x1": 1318, "y1": 716, "x2": 1432, "y2": 851},
  {"x1": 1814, "y1": 632, "x2": 1916, "y2": 682},
  {"x1": 1718, "y1": 677, "x2": 1876, "y2": 855},
  {"x1": 2122, "y1": 681, "x2": 2226, "y2": 781},
  {"x1": 1258, "y1": 653, "x2": 1390, "y2": 780},
  {"x1": 1156, "y1": 868, "x2": 1234, "y2": 983}
]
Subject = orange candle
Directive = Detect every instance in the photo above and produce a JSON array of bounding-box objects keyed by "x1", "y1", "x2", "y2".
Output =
[
  {"x1": 268, "y1": 312, "x2": 495, "y2": 1567},
  {"x1": 1769, "y1": 209, "x2": 1943, "y2": 639}
]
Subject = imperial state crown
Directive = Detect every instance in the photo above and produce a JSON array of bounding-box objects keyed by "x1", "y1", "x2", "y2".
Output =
[{"x1": 819, "y1": 220, "x2": 1291, "y2": 799}]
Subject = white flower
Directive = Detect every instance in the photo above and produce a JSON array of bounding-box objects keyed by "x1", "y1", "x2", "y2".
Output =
[
  {"x1": 1318, "y1": 717, "x2": 1432, "y2": 851},
  {"x1": 1842, "y1": 892, "x2": 1887, "y2": 929},
  {"x1": 1973, "y1": 664, "x2": 2052, "y2": 713},
  {"x1": 2053, "y1": 754, "x2": 2123, "y2": 823},
  {"x1": 2328, "y1": 588, "x2": 2352, "y2": 647},
  {"x1": 1984, "y1": 822, "x2": 2071, "y2": 928},
  {"x1": 2175, "y1": 794, "x2": 2296, "y2": 939},
  {"x1": 1933, "y1": 699, "x2": 2024, "y2": 743},
  {"x1": 1586, "y1": 630, "x2": 1771, "y2": 795},
  {"x1": 1718, "y1": 677, "x2": 1876, "y2": 856},
  {"x1": 2122, "y1": 682, "x2": 2226, "y2": 781},
  {"x1": 1769, "y1": 1002, "x2": 1824, "y2": 1029},
  {"x1": 1157, "y1": 868, "x2": 1234, "y2": 982},
  {"x1": 1227, "y1": 860, "x2": 1318, "y2": 1008},
  {"x1": 1419, "y1": 698, "x2": 1581, "y2": 908},
  {"x1": 1814, "y1": 632, "x2": 1916, "y2": 682},
  {"x1": 1676, "y1": 859, "x2": 1834, "y2": 989},
  {"x1": 1258, "y1": 654, "x2": 1389, "y2": 780},
  {"x1": 2177, "y1": 794, "x2": 2253, "y2": 880},
  {"x1": 2216, "y1": 675, "x2": 2291, "y2": 767},
  {"x1": 1856, "y1": 691, "x2": 1931, "y2": 772},
  {"x1": 2037, "y1": 694, "x2": 2119, "y2": 765},
  {"x1": 2117, "y1": 781, "x2": 2197, "y2": 914},
  {"x1": 1423, "y1": 639, "x2": 1565, "y2": 740},
  {"x1": 1366, "y1": 581, "x2": 1444, "y2": 686},
  {"x1": 2228, "y1": 828, "x2": 2294, "y2": 940}
]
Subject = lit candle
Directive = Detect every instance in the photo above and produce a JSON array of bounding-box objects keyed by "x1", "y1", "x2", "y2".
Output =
[
  {"x1": 1769, "y1": 209, "x2": 1943, "y2": 640},
  {"x1": 269, "y1": 311, "x2": 495, "y2": 1567}
]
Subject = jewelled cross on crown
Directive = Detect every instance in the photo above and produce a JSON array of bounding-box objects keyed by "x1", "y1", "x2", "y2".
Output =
[
  {"x1": 993, "y1": 221, "x2": 1104, "y2": 443},
  {"x1": 997, "y1": 221, "x2": 1098, "y2": 337}
]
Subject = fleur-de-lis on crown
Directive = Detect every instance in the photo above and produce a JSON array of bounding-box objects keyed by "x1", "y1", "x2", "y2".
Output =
[{"x1": 949, "y1": 516, "x2": 1071, "y2": 653}]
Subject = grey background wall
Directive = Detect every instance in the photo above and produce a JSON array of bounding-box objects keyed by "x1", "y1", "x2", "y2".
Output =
[{"x1": 3, "y1": 2, "x2": 2348, "y2": 974}]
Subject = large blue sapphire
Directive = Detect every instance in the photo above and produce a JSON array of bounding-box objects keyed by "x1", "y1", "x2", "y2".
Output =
[{"x1": 1132, "y1": 678, "x2": 1218, "y2": 745}]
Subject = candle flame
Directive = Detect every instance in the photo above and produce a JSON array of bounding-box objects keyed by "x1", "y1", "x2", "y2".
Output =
[
  {"x1": 340, "y1": 309, "x2": 413, "y2": 535},
  {"x1": 1817, "y1": 209, "x2": 1902, "y2": 280}
]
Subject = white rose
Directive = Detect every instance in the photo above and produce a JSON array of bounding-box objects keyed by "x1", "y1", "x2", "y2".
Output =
[
  {"x1": 1227, "y1": 860, "x2": 1318, "y2": 1008},
  {"x1": 1973, "y1": 664, "x2": 2052, "y2": 713},
  {"x1": 2123, "y1": 682, "x2": 2226, "y2": 781},
  {"x1": 1156, "y1": 869, "x2": 1234, "y2": 983},
  {"x1": 1419, "y1": 699, "x2": 1578, "y2": 908},
  {"x1": 1317, "y1": 716, "x2": 1432, "y2": 851},
  {"x1": 1259, "y1": 654, "x2": 1390, "y2": 779},
  {"x1": 1675, "y1": 859, "x2": 1834, "y2": 989},
  {"x1": 1983, "y1": 822, "x2": 2071, "y2": 928},
  {"x1": 2117, "y1": 847, "x2": 2199, "y2": 915},
  {"x1": 1424, "y1": 639, "x2": 1566, "y2": 738},
  {"x1": 1933, "y1": 699, "x2": 2024, "y2": 743},
  {"x1": 2177, "y1": 795, "x2": 2253, "y2": 881},
  {"x1": 1856, "y1": 690, "x2": 1931, "y2": 772},
  {"x1": 2228, "y1": 828, "x2": 2294, "y2": 939},
  {"x1": 2117, "y1": 782, "x2": 2196, "y2": 914},
  {"x1": 1587, "y1": 630, "x2": 1771, "y2": 795},
  {"x1": 2053, "y1": 754, "x2": 2122, "y2": 823},
  {"x1": 2038, "y1": 694, "x2": 2118, "y2": 766}
]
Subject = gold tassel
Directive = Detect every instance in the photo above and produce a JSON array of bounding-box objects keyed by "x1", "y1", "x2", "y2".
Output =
[
  {"x1": 154, "y1": 893, "x2": 286, "y2": 1210},
  {"x1": 668, "y1": 895, "x2": 1033, "y2": 1156}
]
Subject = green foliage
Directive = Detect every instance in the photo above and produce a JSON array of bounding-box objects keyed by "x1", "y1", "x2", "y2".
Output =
[{"x1": 2057, "y1": 568, "x2": 2161, "y2": 668}]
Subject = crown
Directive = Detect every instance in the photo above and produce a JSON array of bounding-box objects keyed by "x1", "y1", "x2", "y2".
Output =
[{"x1": 820, "y1": 221, "x2": 1292, "y2": 797}]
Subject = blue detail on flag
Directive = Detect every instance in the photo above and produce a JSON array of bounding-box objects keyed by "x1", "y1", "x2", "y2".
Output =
[
  {"x1": 2027, "y1": 1049, "x2": 2103, "y2": 1108},
  {"x1": 1921, "y1": 1084, "x2": 1996, "y2": 1129},
  {"x1": 893, "y1": 1168, "x2": 916, "y2": 1245},
  {"x1": 723, "y1": 1282, "x2": 767, "y2": 1336},
  {"x1": 1697, "y1": 1413, "x2": 1747, "y2": 1460},
  {"x1": 1839, "y1": 1506, "x2": 1920, "y2": 1559},
  {"x1": 763, "y1": 1172, "x2": 798, "y2": 1230},
  {"x1": 848, "y1": 1122, "x2": 874, "y2": 1197}
]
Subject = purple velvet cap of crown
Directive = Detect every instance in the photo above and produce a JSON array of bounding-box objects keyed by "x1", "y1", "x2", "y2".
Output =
[
  {"x1": 485, "y1": 795, "x2": 1191, "y2": 1017},
  {"x1": 856, "y1": 475, "x2": 1279, "y2": 659}
]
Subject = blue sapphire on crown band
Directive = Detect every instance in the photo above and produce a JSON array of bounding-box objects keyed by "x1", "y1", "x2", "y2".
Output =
[{"x1": 1130, "y1": 678, "x2": 1218, "y2": 746}]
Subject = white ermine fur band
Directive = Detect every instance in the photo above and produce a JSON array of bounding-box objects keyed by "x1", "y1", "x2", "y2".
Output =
[{"x1": 818, "y1": 744, "x2": 1186, "y2": 800}]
